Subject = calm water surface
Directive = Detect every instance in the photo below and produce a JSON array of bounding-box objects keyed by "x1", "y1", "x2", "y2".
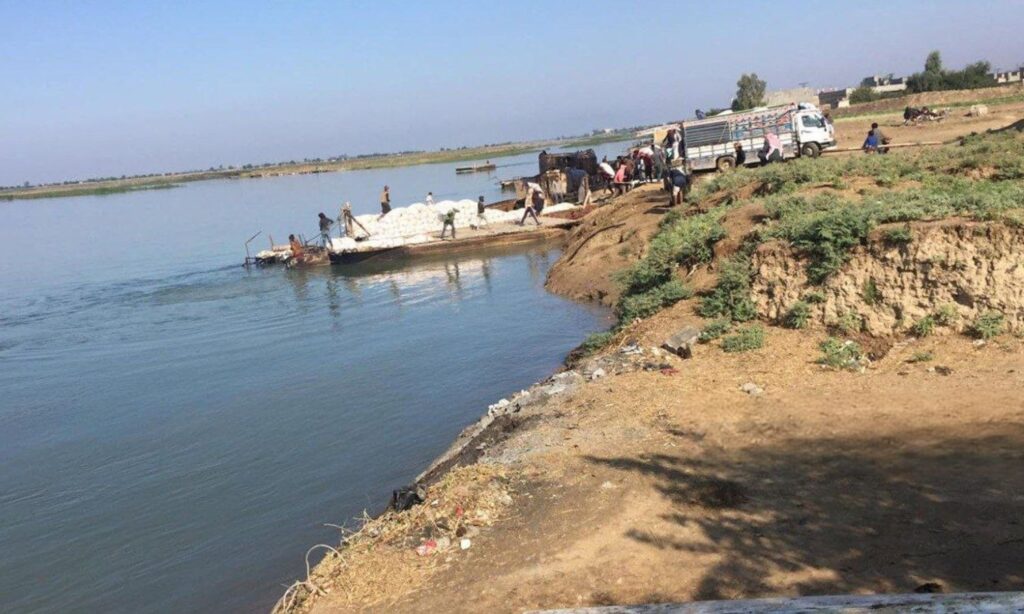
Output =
[{"x1": 0, "y1": 144, "x2": 624, "y2": 612}]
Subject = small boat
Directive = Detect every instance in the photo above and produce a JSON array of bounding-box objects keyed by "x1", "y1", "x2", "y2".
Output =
[{"x1": 455, "y1": 163, "x2": 496, "y2": 174}]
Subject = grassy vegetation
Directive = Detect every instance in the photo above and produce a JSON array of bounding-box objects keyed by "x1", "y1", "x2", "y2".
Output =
[
  {"x1": 783, "y1": 301, "x2": 812, "y2": 329},
  {"x1": 908, "y1": 350, "x2": 935, "y2": 363},
  {"x1": 1, "y1": 182, "x2": 181, "y2": 201},
  {"x1": 721, "y1": 324, "x2": 765, "y2": 353},
  {"x1": 698, "y1": 258, "x2": 757, "y2": 322},
  {"x1": 819, "y1": 338, "x2": 864, "y2": 370},
  {"x1": 699, "y1": 319, "x2": 732, "y2": 342},
  {"x1": 970, "y1": 310, "x2": 1005, "y2": 340},
  {"x1": 577, "y1": 332, "x2": 615, "y2": 357},
  {"x1": 911, "y1": 315, "x2": 936, "y2": 337}
]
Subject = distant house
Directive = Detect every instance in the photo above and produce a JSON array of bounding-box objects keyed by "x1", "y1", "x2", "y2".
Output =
[
  {"x1": 992, "y1": 68, "x2": 1023, "y2": 84},
  {"x1": 763, "y1": 87, "x2": 817, "y2": 107},
  {"x1": 860, "y1": 74, "x2": 908, "y2": 94},
  {"x1": 817, "y1": 74, "x2": 908, "y2": 109}
]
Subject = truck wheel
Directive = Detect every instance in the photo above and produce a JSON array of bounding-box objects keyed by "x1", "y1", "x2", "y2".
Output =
[
  {"x1": 801, "y1": 142, "x2": 821, "y2": 158},
  {"x1": 716, "y1": 156, "x2": 735, "y2": 171}
]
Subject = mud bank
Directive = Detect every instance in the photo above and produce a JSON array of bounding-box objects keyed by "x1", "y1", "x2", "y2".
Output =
[{"x1": 753, "y1": 220, "x2": 1024, "y2": 336}]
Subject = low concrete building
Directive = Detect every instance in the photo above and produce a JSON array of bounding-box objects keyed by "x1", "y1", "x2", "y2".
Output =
[
  {"x1": 764, "y1": 87, "x2": 818, "y2": 107},
  {"x1": 992, "y1": 68, "x2": 1023, "y2": 84}
]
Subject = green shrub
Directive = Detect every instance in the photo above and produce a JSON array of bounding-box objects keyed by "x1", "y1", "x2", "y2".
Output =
[
  {"x1": 770, "y1": 206, "x2": 873, "y2": 283},
  {"x1": 835, "y1": 311, "x2": 863, "y2": 335},
  {"x1": 620, "y1": 213, "x2": 725, "y2": 296},
  {"x1": 862, "y1": 279, "x2": 881, "y2": 305},
  {"x1": 698, "y1": 258, "x2": 757, "y2": 322},
  {"x1": 784, "y1": 301, "x2": 812, "y2": 329},
  {"x1": 578, "y1": 331, "x2": 614, "y2": 356},
  {"x1": 934, "y1": 304, "x2": 958, "y2": 326},
  {"x1": 908, "y1": 351, "x2": 934, "y2": 363},
  {"x1": 819, "y1": 337, "x2": 863, "y2": 370},
  {"x1": 721, "y1": 324, "x2": 765, "y2": 353},
  {"x1": 970, "y1": 310, "x2": 1005, "y2": 339},
  {"x1": 699, "y1": 319, "x2": 732, "y2": 342},
  {"x1": 883, "y1": 226, "x2": 913, "y2": 245},
  {"x1": 616, "y1": 279, "x2": 693, "y2": 322},
  {"x1": 911, "y1": 315, "x2": 935, "y2": 337},
  {"x1": 803, "y1": 290, "x2": 826, "y2": 304}
]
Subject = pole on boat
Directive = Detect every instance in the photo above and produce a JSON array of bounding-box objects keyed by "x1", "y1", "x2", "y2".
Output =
[{"x1": 244, "y1": 231, "x2": 261, "y2": 268}]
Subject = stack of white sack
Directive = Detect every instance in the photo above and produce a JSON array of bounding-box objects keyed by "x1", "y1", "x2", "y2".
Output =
[
  {"x1": 350, "y1": 199, "x2": 526, "y2": 239},
  {"x1": 333, "y1": 199, "x2": 580, "y2": 250}
]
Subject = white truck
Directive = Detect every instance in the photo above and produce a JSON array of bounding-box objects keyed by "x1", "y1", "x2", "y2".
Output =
[{"x1": 679, "y1": 103, "x2": 835, "y2": 171}]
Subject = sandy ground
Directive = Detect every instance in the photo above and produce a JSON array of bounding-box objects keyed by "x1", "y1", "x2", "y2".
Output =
[
  {"x1": 832, "y1": 100, "x2": 1024, "y2": 150},
  {"x1": 310, "y1": 317, "x2": 1024, "y2": 613},
  {"x1": 292, "y1": 97, "x2": 1024, "y2": 614}
]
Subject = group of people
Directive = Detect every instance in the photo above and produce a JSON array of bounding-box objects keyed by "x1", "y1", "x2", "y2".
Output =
[{"x1": 862, "y1": 122, "x2": 891, "y2": 153}]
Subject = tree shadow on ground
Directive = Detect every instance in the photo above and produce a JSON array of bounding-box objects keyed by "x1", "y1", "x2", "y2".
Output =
[{"x1": 586, "y1": 425, "x2": 1024, "y2": 600}]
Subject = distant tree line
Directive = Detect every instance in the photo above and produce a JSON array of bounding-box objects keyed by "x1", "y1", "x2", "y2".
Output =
[{"x1": 905, "y1": 50, "x2": 995, "y2": 93}]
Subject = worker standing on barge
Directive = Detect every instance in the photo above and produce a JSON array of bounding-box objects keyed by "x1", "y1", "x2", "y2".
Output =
[
  {"x1": 318, "y1": 212, "x2": 334, "y2": 246},
  {"x1": 379, "y1": 185, "x2": 391, "y2": 219}
]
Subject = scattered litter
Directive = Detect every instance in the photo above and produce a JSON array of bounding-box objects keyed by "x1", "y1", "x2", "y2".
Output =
[
  {"x1": 460, "y1": 538, "x2": 472, "y2": 550},
  {"x1": 620, "y1": 342, "x2": 643, "y2": 356},
  {"x1": 416, "y1": 539, "x2": 437, "y2": 556},
  {"x1": 973, "y1": 339, "x2": 987, "y2": 348},
  {"x1": 435, "y1": 536, "x2": 451, "y2": 551},
  {"x1": 660, "y1": 367, "x2": 679, "y2": 376},
  {"x1": 600, "y1": 481, "x2": 618, "y2": 489},
  {"x1": 740, "y1": 382, "x2": 764, "y2": 395},
  {"x1": 591, "y1": 368, "x2": 606, "y2": 380}
]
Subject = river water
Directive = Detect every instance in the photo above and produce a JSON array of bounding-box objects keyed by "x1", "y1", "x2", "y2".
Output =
[{"x1": 0, "y1": 142, "x2": 626, "y2": 612}]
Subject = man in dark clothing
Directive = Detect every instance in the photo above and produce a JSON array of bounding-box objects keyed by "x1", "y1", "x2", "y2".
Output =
[
  {"x1": 318, "y1": 212, "x2": 334, "y2": 246},
  {"x1": 734, "y1": 142, "x2": 746, "y2": 167},
  {"x1": 440, "y1": 208, "x2": 457, "y2": 239},
  {"x1": 476, "y1": 196, "x2": 488, "y2": 227},
  {"x1": 663, "y1": 168, "x2": 690, "y2": 205},
  {"x1": 871, "y1": 122, "x2": 890, "y2": 153}
]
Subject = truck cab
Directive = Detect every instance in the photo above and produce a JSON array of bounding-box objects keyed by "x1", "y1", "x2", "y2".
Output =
[{"x1": 793, "y1": 104, "x2": 836, "y2": 158}]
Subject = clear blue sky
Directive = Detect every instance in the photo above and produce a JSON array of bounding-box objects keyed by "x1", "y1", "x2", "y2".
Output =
[{"x1": 3, "y1": 0, "x2": 1023, "y2": 185}]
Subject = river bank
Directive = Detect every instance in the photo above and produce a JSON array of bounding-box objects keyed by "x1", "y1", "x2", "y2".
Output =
[
  {"x1": 274, "y1": 107, "x2": 1024, "y2": 612},
  {"x1": 0, "y1": 133, "x2": 631, "y2": 202}
]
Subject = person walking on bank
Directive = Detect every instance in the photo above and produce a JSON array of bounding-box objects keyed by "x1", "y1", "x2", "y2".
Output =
[
  {"x1": 425, "y1": 191, "x2": 434, "y2": 206},
  {"x1": 476, "y1": 196, "x2": 488, "y2": 228},
  {"x1": 578, "y1": 175, "x2": 593, "y2": 207},
  {"x1": 317, "y1": 212, "x2": 334, "y2": 246},
  {"x1": 520, "y1": 183, "x2": 542, "y2": 226},
  {"x1": 440, "y1": 207, "x2": 457, "y2": 239},
  {"x1": 379, "y1": 185, "x2": 391, "y2": 219},
  {"x1": 663, "y1": 168, "x2": 690, "y2": 206}
]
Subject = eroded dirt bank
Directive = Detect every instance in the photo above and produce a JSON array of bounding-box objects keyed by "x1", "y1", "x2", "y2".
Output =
[{"x1": 274, "y1": 106, "x2": 1024, "y2": 614}]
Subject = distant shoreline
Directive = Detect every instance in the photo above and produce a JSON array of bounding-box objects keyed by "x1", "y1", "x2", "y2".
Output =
[{"x1": 0, "y1": 133, "x2": 633, "y2": 203}]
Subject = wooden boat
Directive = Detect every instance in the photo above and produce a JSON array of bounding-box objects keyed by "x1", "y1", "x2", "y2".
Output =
[{"x1": 455, "y1": 163, "x2": 496, "y2": 174}]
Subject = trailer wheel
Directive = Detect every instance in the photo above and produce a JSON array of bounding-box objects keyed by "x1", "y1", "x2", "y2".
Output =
[
  {"x1": 801, "y1": 142, "x2": 821, "y2": 158},
  {"x1": 716, "y1": 156, "x2": 736, "y2": 171}
]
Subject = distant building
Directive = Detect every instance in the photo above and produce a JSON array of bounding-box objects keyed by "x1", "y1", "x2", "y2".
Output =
[
  {"x1": 763, "y1": 87, "x2": 817, "y2": 107},
  {"x1": 818, "y1": 88, "x2": 854, "y2": 109},
  {"x1": 992, "y1": 68, "x2": 1023, "y2": 84},
  {"x1": 817, "y1": 74, "x2": 908, "y2": 110},
  {"x1": 860, "y1": 74, "x2": 908, "y2": 94}
]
